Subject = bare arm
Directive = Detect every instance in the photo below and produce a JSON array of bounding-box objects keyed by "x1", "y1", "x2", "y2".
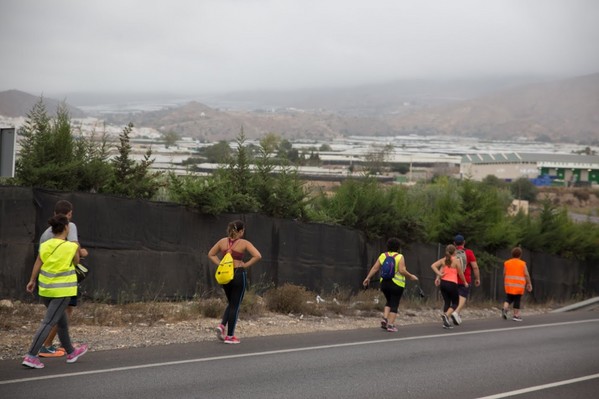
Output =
[
  {"x1": 471, "y1": 260, "x2": 481, "y2": 287},
  {"x1": 524, "y1": 265, "x2": 533, "y2": 292},
  {"x1": 26, "y1": 255, "x2": 43, "y2": 293},
  {"x1": 431, "y1": 258, "x2": 444, "y2": 277},
  {"x1": 68, "y1": 224, "x2": 88, "y2": 258},
  {"x1": 73, "y1": 241, "x2": 88, "y2": 258},
  {"x1": 398, "y1": 256, "x2": 418, "y2": 281},
  {"x1": 240, "y1": 240, "x2": 262, "y2": 268},
  {"x1": 207, "y1": 238, "x2": 226, "y2": 266},
  {"x1": 363, "y1": 260, "x2": 381, "y2": 287}
]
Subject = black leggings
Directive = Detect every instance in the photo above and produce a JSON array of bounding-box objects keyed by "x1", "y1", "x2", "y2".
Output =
[
  {"x1": 221, "y1": 268, "x2": 247, "y2": 336},
  {"x1": 380, "y1": 279, "x2": 405, "y2": 313},
  {"x1": 440, "y1": 280, "x2": 459, "y2": 313},
  {"x1": 505, "y1": 293, "x2": 522, "y2": 309}
]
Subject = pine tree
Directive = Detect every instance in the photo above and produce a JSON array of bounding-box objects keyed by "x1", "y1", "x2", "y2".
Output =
[{"x1": 108, "y1": 122, "x2": 161, "y2": 199}]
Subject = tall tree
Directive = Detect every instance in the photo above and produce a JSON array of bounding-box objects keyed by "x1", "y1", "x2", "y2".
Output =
[
  {"x1": 222, "y1": 127, "x2": 259, "y2": 212},
  {"x1": 15, "y1": 100, "x2": 80, "y2": 190},
  {"x1": 107, "y1": 123, "x2": 162, "y2": 199},
  {"x1": 162, "y1": 131, "x2": 180, "y2": 148}
]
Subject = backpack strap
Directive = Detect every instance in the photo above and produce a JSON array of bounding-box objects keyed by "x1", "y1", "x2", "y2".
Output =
[
  {"x1": 45, "y1": 241, "x2": 67, "y2": 263},
  {"x1": 49, "y1": 241, "x2": 66, "y2": 256},
  {"x1": 226, "y1": 238, "x2": 239, "y2": 254}
]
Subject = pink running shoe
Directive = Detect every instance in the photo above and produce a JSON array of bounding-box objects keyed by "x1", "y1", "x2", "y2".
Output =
[
  {"x1": 386, "y1": 325, "x2": 398, "y2": 332},
  {"x1": 224, "y1": 336, "x2": 240, "y2": 344},
  {"x1": 22, "y1": 355, "x2": 45, "y2": 369},
  {"x1": 216, "y1": 324, "x2": 225, "y2": 341},
  {"x1": 66, "y1": 344, "x2": 89, "y2": 363}
]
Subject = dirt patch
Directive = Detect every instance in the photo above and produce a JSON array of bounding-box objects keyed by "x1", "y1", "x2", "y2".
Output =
[
  {"x1": 537, "y1": 187, "x2": 599, "y2": 216},
  {"x1": 0, "y1": 300, "x2": 555, "y2": 361}
]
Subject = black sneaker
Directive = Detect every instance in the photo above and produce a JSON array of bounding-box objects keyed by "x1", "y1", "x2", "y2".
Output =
[
  {"x1": 442, "y1": 314, "x2": 452, "y2": 328},
  {"x1": 380, "y1": 318, "x2": 388, "y2": 329},
  {"x1": 502, "y1": 308, "x2": 508, "y2": 320}
]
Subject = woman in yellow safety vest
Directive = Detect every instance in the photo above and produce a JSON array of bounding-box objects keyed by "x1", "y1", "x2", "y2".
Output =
[
  {"x1": 22, "y1": 214, "x2": 89, "y2": 369},
  {"x1": 363, "y1": 237, "x2": 419, "y2": 332},
  {"x1": 502, "y1": 247, "x2": 533, "y2": 322}
]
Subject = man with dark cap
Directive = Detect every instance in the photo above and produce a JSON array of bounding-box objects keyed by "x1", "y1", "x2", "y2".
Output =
[{"x1": 450, "y1": 234, "x2": 480, "y2": 324}]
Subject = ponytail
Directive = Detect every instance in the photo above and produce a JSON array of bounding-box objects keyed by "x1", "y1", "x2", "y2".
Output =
[
  {"x1": 227, "y1": 220, "x2": 245, "y2": 238},
  {"x1": 444, "y1": 253, "x2": 452, "y2": 267},
  {"x1": 444, "y1": 244, "x2": 456, "y2": 267}
]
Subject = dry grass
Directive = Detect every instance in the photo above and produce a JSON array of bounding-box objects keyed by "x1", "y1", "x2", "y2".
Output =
[
  {"x1": 0, "y1": 286, "x2": 569, "y2": 362},
  {"x1": 0, "y1": 283, "x2": 569, "y2": 331},
  {"x1": 1, "y1": 284, "x2": 373, "y2": 329}
]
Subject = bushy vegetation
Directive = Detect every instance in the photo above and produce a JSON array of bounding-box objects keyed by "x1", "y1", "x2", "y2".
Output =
[
  {"x1": 169, "y1": 129, "x2": 309, "y2": 219},
  {"x1": 515, "y1": 200, "x2": 599, "y2": 260},
  {"x1": 307, "y1": 178, "x2": 426, "y2": 242},
  {"x1": 11, "y1": 98, "x2": 599, "y2": 263},
  {"x1": 1, "y1": 283, "x2": 410, "y2": 332},
  {"x1": 264, "y1": 283, "x2": 313, "y2": 315},
  {"x1": 12, "y1": 99, "x2": 161, "y2": 199}
]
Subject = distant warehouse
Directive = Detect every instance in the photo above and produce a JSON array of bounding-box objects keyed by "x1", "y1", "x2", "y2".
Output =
[{"x1": 460, "y1": 153, "x2": 599, "y2": 185}]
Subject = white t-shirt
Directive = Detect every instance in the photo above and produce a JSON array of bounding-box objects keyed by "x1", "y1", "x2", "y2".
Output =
[{"x1": 39, "y1": 222, "x2": 79, "y2": 245}]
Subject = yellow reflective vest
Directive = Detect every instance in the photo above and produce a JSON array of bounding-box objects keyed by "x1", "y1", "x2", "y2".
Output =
[
  {"x1": 38, "y1": 238, "x2": 78, "y2": 298},
  {"x1": 378, "y1": 252, "x2": 406, "y2": 287}
]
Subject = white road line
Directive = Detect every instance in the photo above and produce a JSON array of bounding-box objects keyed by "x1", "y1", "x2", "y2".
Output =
[
  {"x1": 2, "y1": 318, "x2": 598, "y2": 386},
  {"x1": 477, "y1": 373, "x2": 599, "y2": 398}
]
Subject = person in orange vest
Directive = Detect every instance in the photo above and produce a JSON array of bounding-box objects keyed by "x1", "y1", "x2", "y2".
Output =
[{"x1": 502, "y1": 247, "x2": 532, "y2": 321}]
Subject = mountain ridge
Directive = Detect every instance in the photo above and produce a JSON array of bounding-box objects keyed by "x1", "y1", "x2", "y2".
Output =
[
  {"x1": 0, "y1": 90, "x2": 85, "y2": 118},
  {"x1": 2, "y1": 73, "x2": 597, "y2": 144},
  {"x1": 384, "y1": 73, "x2": 599, "y2": 142}
]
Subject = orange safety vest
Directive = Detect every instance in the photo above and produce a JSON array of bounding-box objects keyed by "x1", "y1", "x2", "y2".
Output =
[{"x1": 504, "y1": 258, "x2": 527, "y2": 295}]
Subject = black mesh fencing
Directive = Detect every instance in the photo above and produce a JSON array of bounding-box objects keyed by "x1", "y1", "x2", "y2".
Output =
[{"x1": 0, "y1": 186, "x2": 596, "y2": 302}]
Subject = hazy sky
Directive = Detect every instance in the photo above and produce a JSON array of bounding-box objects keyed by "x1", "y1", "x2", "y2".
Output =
[{"x1": 1, "y1": 0, "x2": 598, "y2": 96}]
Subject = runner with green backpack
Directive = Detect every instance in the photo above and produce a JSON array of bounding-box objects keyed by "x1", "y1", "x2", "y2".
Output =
[{"x1": 451, "y1": 234, "x2": 480, "y2": 325}]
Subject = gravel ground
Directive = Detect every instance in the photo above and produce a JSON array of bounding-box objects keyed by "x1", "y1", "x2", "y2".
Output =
[{"x1": 0, "y1": 300, "x2": 554, "y2": 361}]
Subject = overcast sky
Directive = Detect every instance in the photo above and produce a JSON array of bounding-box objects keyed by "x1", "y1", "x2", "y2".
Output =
[{"x1": 1, "y1": 0, "x2": 598, "y2": 96}]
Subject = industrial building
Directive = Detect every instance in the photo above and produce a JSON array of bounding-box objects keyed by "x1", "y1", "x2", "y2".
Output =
[{"x1": 460, "y1": 153, "x2": 599, "y2": 185}]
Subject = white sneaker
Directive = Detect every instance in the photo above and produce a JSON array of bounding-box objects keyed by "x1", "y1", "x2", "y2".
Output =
[{"x1": 451, "y1": 312, "x2": 462, "y2": 325}]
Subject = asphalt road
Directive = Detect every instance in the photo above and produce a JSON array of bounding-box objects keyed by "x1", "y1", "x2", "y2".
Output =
[{"x1": 1, "y1": 310, "x2": 598, "y2": 399}]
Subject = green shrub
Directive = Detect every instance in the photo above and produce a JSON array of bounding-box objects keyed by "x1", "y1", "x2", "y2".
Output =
[
  {"x1": 198, "y1": 298, "x2": 226, "y2": 318},
  {"x1": 350, "y1": 289, "x2": 385, "y2": 312},
  {"x1": 264, "y1": 283, "x2": 311, "y2": 314},
  {"x1": 240, "y1": 290, "x2": 266, "y2": 318}
]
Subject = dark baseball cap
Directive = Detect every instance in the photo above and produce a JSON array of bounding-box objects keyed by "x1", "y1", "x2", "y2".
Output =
[{"x1": 454, "y1": 234, "x2": 465, "y2": 244}]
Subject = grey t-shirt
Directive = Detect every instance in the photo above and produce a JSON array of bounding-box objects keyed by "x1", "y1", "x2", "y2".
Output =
[{"x1": 39, "y1": 222, "x2": 79, "y2": 245}]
